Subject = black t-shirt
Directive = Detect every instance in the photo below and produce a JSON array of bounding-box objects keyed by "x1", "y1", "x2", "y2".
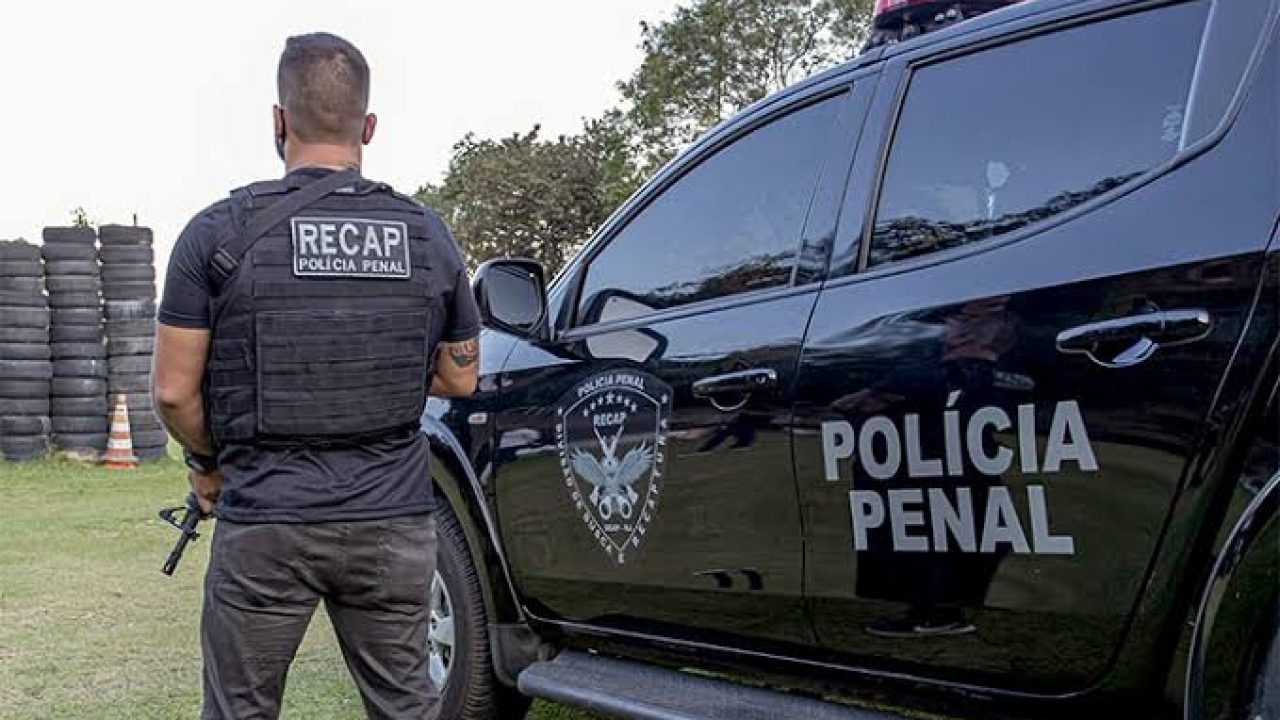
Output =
[{"x1": 159, "y1": 167, "x2": 481, "y2": 523}]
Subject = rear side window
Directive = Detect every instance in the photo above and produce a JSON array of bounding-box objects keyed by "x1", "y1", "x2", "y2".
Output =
[
  {"x1": 868, "y1": 1, "x2": 1208, "y2": 268},
  {"x1": 576, "y1": 94, "x2": 842, "y2": 326}
]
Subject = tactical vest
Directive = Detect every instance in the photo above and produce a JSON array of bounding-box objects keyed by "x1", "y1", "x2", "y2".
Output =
[{"x1": 205, "y1": 170, "x2": 437, "y2": 447}]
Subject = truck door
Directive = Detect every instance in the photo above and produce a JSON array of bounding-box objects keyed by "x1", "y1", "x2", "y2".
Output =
[
  {"x1": 490, "y1": 84, "x2": 868, "y2": 647},
  {"x1": 794, "y1": 0, "x2": 1277, "y2": 692}
]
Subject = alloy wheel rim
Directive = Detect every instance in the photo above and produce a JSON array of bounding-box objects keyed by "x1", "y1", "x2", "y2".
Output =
[{"x1": 428, "y1": 570, "x2": 455, "y2": 688}]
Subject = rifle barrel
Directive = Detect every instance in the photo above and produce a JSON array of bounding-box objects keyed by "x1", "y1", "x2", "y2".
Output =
[{"x1": 159, "y1": 495, "x2": 204, "y2": 576}]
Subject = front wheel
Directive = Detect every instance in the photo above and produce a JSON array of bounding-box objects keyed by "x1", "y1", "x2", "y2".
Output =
[
  {"x1": 430, "y1": 504, "x2": 532, "y2": 720},
  {"x1": 1247, "y1": 610, "x2": 1280, "y2": 719}
]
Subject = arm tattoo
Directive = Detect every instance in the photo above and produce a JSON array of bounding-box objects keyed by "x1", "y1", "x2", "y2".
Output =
[{"x1": 448, "y1": 338, "x2": 479, "y2": 368}]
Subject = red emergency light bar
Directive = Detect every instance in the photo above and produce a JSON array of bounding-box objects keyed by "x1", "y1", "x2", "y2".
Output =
[
  {"x1": 865, "y1": 0, "x2": 1027, "y2": 50},
  {"x1": 875, "y1": 0, "x2": 943, "y2": 12}
]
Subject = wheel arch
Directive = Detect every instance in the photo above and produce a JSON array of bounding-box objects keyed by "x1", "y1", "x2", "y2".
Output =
[
  {"x1": 1185, "y1": 467, "x2": 1280, "y2": 720},
  {"x1": 421, "y1": 415, "x2": 524, "y2": 625},
  {"x1": 421, "y1": 414, "x2": 550, "y2": 688}
]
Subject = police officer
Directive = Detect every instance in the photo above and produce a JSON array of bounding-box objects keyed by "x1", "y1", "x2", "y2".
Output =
[{"x1": 152, "y1": 32, "x2": 480, "y2": 719}]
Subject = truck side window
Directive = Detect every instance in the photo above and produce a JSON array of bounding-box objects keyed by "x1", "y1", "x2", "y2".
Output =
[
  {"x1": 577, "y1": 94, "x2": 843, "y2": 326},
  {"x1": 868, "y1": 1, "x2": 1208, "y2": 268}
]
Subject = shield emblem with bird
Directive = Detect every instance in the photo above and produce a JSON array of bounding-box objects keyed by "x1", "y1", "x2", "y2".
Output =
[{"x1": 556, "y1": 371, "x2": 671, "y2": 564}]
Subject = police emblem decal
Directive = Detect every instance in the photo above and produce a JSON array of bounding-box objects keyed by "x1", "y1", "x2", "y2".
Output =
[{"x1": 556, "y1": 371, "x2": 671, "y2": 565}]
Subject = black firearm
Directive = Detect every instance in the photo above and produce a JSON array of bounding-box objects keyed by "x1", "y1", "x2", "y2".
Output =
[{"x1": 159, "y1": 492, "x2": 206, "y2": 576}]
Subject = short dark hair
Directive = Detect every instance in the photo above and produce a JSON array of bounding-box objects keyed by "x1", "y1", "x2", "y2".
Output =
[{"x1": 277, "y1": 33, "x2": 370, "y2": 144}]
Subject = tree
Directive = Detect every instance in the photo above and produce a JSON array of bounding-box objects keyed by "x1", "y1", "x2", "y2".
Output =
[
  {"x1": 831, "y1": 0, "x2": 875, "y2": 50},
  {"x1": 619, "y1": 0, "x2": 872, "y2": 173},
  {"x1": 416, "y1": 0, "x2": 874, "y2": 271},
  {"x1": 580, "y1": 109, "x2": 644, "y2": 214},
  {"x1": 70, "y1": 206, "x2": 93, "y2": 228},
  {"x1": 417, "y1": 127, "x2": 615, "y2": 275}
]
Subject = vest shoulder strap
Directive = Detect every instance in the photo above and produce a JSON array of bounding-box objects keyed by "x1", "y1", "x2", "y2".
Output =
[
  {"x1": 388, "y1": 187, "x2": 426, "y2": 207},
  {"x1": 208, "y1": 170, "x2": 359, "y2": 289},
  {"x1": 236, "y1": 179, "x2": 293, "y2": 198}
]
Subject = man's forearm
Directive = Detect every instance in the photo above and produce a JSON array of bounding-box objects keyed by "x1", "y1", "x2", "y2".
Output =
[
  {"x1": 156, "y1": 396, "x2": 214, "y2": 456},
  {"x1": 429, "y1": 374, "x2": 470, "y2": 397},
  {"x1": 429, "y1": 370, "x2": 475, "y2": 397},
  {"x1": 429, "y1": 337, "x2": 479, "y2": 397}
]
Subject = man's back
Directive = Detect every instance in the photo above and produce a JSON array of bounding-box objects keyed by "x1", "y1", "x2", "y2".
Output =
[
  {"x1": 151, "y1": 33, "x2": 481, "y2": 720},
  {"x1": 161, "y1": 167, "x2": 476, "y2": 523}
]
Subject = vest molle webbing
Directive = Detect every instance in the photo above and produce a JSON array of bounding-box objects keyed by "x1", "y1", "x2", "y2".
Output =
[{"x1": 206, "y1": 173, "x2": 437, "y2": 447}]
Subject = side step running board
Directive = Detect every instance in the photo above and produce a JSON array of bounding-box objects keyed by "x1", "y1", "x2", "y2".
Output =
[{"x1": 517, "y1": 650, "x2": 906, "y2": 720}]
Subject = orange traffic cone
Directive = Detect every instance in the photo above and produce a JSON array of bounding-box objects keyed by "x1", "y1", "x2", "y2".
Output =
[{"x1": 103, "y1": 393, "x2": 138, "y2": 470}]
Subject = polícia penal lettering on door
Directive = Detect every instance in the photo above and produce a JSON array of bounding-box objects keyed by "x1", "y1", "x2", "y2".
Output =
[{"x1": 821, "y1": 395, "x2": 1092, "y2": 556}]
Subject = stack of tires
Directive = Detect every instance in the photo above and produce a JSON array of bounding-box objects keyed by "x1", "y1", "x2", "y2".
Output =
[
  {"x1": 0, "y1": 240, "x2": 51, "y2": 461},
  {"x1": 99, "y1": 225, "x2": 166, "y2": 461},
  {"x1": 42, "y1": 227, "x2": 108, "y2": 459}
]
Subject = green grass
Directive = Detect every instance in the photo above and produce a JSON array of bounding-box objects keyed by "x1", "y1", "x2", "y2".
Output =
[{"x1": 0, "y1": 453, "x2": 595, "y2": 719}]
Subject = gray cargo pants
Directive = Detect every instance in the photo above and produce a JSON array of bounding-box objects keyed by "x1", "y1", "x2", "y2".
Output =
[{"x1": 201, "y1": 513, "x2": 438, "y2": 720}]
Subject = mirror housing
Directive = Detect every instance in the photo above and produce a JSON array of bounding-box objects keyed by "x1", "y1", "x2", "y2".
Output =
[{"x1": 472, "y1": 258, "x2": 548, "y2": 340}]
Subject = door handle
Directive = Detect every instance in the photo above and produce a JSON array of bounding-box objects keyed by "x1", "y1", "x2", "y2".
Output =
[
  {"x1": 1056, "y1": 309, "x2": 1211, "y2": 368},
  {"x1": 692, "y1": 368, "x2": 778, "y2": 411}
]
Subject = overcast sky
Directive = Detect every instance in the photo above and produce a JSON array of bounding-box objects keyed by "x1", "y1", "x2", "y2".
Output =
[{"x1": 0, "y1": 0, "x2": 680, "y2": 273}]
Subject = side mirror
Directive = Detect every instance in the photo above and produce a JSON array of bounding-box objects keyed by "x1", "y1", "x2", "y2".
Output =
[{"x1": 472, "y1": 258, "x2": 548, "y2": 340}]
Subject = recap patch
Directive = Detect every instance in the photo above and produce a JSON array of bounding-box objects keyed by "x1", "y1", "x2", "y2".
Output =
[{"x1": 291, "y1": 217, "x2": 411, "y2": 279}]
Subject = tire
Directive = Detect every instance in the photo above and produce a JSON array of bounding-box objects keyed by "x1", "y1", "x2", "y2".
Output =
[
  {"x1": 51, "y1": 342, "x2": 106, "y2": 359},
  {"x1": 51, "y1": 416, "x2": 108, "y2": 434},
  {"x1": 0, "y1": 260, "x2": 43, "y2": 277},
  {"x1": 119, "y1": 392, "x2": 153, "y2": 413},
  {"x1": 0, "y1": 434, "x2": 49, "y2": 461},
  {"x1": 108, "y1": 373, "x2": 150, "y2": 395},
  {"x1": 102, "y1": 282, "x2": 155, "y2": 300},
  {"x1": 51, "y1": 377, "x2": 106, "y2": 397},
  {"x1": 105, "y1": 320, "x2": 154, "y2": 339},
  {"x1": 433, "y1": 504, "x2": 533, "y2": 720},
  {"x1": 51, "y1": 307, "x2": 102, "y2": 326},
  {"x1": 0, "y1": 343, "x2": 51, "y2": 361},
  {"x1": 44, "y1": 260, "x2": 100, "y2": 277},
  {"x1": 1246, "y1": 604, "x2": 1280, "y2": 719},
  {"x1": 104, "y1": 299, "x2": 155, "y2": 321},
  {"x1": 101, "y1": 264, "x2": 155, "y2": 283},
  {"x1": 53, "y1": 432, "x2": 107, "y2": 450},
  {"x1": 0, "y1": 327, "x2": 48, "y2": 343},
  {"x1": 50, "y1": 325, "x2": 103, "y2": 343},
  {"x1": 0, "y1": 291, "x2": 47, "y2": 308},
  {"x1": 130, "y1": 428, "x2": 169, "y2": 448},
  {"x1": 136, "y1": 444, "x2": 170, "y2": 461},
  {"x1": 53, "y1": 359, "x2": 107, "y2": 378},
  {"x1": 0, "y1": 416, "x2": 50, "y2": 435},
  {"x1": 98, "y1": 225, "x2": 152, "y2": 246},
  {"x1": 0, "y1": 380, "x2": 51, "y2": 398},
  {"x1": 0, "y1": 306, "x2": 50, "y2": 328},
  {"x1": 40, "y1": 243, "x2": 97, "y2": 262},
  {"x1": 46, "y1": 276, "x2": 101, "y2": 294},
  {"x1": 47, "y1": 292, "x2": 101, "y2": 309},
  {"x1": 3, "y1": 398, "x2": 50, "y2": 415},
  {"x1": 108, "y1": 337, "x2": 153, "y2": 355},
  {"x1": 0, "y1": 288, "x2": 46, "y2": 304},
  {"x1": 48, "y1": 289, "x2": 100, "y2": 305},
  {"x1": 0, "y1": 360, "x2": 53, "y2": 380},
  {"x1": 99, "y1": 245, "x2": 152, "y2": 264},
  {"x1": 108, "y1": 355, "x2": 151, "y2": 374},
  {"x1": 0, "y1": 241, "x2": 42, "y2": 261},
  {"x1": 42, "y1": 226, "x2": 96, "y2": 245},
  {"x1": 0, "y1": 277, "x2": 44, "y2": 293},
  {"x1": 52, "y1": 396, "x2": 108, "y2": 417},
  {"x1": 129, "y1": 412, "x2": 162, "y2": 432}
]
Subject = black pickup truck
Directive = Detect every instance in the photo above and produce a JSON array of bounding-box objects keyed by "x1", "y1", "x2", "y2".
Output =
[{"x1": 421, "y1": 0, "x2": 1280, "y2": 717}]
